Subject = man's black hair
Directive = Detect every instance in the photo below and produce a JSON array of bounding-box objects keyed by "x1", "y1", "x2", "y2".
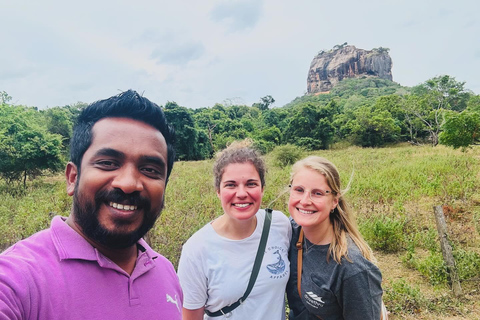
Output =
[{"x1": 70, "y1": 90, "x2": 176, "y2": 181}]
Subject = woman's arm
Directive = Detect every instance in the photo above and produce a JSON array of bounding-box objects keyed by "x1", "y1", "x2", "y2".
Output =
[
  {"x1": 342, "y1": 269, "x2": 383, "y2": 320},
  {"x1": 182, "y1": 307, "x2": 205, "y2": 320}
]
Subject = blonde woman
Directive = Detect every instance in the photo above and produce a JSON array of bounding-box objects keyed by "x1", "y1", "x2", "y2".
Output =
[{"x1": 286, "y1": 156, "x2": 385, "y2": 320}]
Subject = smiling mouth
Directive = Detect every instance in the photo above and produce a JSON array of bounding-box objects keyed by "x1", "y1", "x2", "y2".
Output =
[
  {"x1": 109, "y1": 202, "x2": 138, "y2": 211},
  {"x1": 233, "y1": 203, "x2": 251, "y2": 208},
  {"x1": 297, "y1": 208, "x2": 316, "y2": 214}
]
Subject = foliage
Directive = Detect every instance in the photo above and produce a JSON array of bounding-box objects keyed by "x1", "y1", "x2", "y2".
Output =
[
  {"x1": 285, "y1": 101, "x2": 336, "y2": 149},
  {"x1": 454, "y1": 248, "x2": 480, "y2": 281},
  {"x1": 270, "y1": 144, "x2": 304, "y2": 167},
  {"x1": 329, "y1": 77, "x2": 405, "y2": 99},
  {"x1": 406, "y1": 75, "x2": 471, "y2": 146},
  {"x1": 384, "y1": 279, "x2": 429, "y2": 314},
  {"x1": 439, "y1": 110, "x2": 480, "y2": 150},
  {"x1": 252, "y1": 95, "x2": 275, "y2": 111},
  {"x1": 403, "y1": 244, "x2": 480, "y2": 287},
  {"x1": 404, "y1": 250, "x2": 448, "y2": 286},
  {"x1": 1, "y1": 91, "x2": 12, "y2": 104},
  {"x1": 164, "y1": 102, "x2": 212, "y2": 160},
  {"x1": 360, "y1": 215, "x2": 406, "y2": 252},
  {"x1": 332, "y1": 42, "x2": 348, "y2": 51},
  {"x1": 41, "y1": 107, "x2": 75, "y2": 157},
  {"x1": 0, "y1": 105, "x2": 63, "y2": 186},
  {"x1": 343, "y1": 107, "x2": 401, "y2": 147},
  {"x1": 372, "y1": 47, "x2": 390, "y2": 54}
]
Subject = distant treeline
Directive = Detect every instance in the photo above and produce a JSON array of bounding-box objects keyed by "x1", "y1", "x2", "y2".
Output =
[{"x1": 1, "y1": 74, "x2": 479, "y2": 185}]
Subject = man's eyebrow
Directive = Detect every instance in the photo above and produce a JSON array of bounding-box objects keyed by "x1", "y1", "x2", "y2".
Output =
[{"x1": 93, "y1": 148, "x2": 125, "y2": 159}]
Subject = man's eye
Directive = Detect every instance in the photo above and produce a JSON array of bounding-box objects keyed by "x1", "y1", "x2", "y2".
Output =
[
  {"x1": 224, "y1": 183, "x2": 236, "y2": 188},
  {"x1": 141, "y1": 167, "x2": 164, "y2": 179},
  {"x1": 142, "y1": 167, "x2": 159, "y2": 174},
  {"x1": 96, "y1": 160, "x2": 117, "y2": 169},
  {"x1": 247, "y1": 182, "x2": 258, "y2": 187}
]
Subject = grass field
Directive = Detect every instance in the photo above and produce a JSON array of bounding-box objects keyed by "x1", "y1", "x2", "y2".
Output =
[{"x1": 1, "y1": 143, "x2": 479, "y2": 319}]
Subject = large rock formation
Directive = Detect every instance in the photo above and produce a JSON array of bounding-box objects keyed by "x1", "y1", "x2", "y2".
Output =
[{"x1": 307, "y1": 44, "x2": 393, "y2": 94}]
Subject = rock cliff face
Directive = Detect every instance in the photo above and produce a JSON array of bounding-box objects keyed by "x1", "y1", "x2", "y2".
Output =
[{"x1": 307, "y1": 45, "x2": 393, "y2": 94}]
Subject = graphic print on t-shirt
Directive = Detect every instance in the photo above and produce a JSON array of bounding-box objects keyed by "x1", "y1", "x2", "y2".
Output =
[
  {"x1": 305, "y1": 291, "x2": 325, "y2": 308},
  {"x1": 265, "y1": 245, "x2": 289, "y2": 279}
]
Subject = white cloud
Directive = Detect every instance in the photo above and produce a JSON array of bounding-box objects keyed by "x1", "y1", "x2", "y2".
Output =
[
  {"x1": 0, "y1": 0, "x2": 479, "y2": 109},
  {"x1": 210, "y1": 0, "x2": 264, "y2": 32}
]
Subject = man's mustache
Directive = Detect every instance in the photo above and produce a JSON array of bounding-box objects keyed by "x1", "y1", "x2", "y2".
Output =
[{"x1": 94, "y1": 189, "x2": 150, "y2": 209}]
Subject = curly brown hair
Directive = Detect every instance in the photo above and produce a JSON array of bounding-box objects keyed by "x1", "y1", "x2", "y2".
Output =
[{"x1": 213, "y1": 139, "x2": 266, "y2": 191}]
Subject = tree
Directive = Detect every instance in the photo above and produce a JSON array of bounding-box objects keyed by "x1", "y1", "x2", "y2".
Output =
[
  {"x1": 163, "y1": 102, "x2": 211, "y2": 160},
  {"x1": 285, "y1": 102, "x2": 335, "y2": 150},
  {"x1": 406, "y1": 75, "x2": 471, "y2": 146},
  {"x1": 41, "y1": 107, "x2": 74, "y2": 157},
  {"x1": 1, "y1": 91, "x2": 12, "y2": 104},
  {"x1": 344, "y1": 106, "x2": 401, "y2": 147},
  {"x1": 0, "y1": 105, "x2": 63, "y2": 187},
  {"x1": 439, "y1": 95, "x2": 480, "y2": 150},
  {"x1": 252, "y1": 95, "x2": 275, "y2": 111}
]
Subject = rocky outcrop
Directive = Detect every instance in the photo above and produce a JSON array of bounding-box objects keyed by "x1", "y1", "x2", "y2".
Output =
[{"x1": 307, "y1": 45, "x2": 393, "y2": 94}]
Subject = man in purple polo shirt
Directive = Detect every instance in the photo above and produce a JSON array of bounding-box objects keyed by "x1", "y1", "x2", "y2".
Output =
[{"x1": 0, "y1": 90, "x2": 183, "y2": 319}]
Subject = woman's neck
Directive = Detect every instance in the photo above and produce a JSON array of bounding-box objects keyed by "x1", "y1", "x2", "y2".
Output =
[
  {"x1": 302, "y1": 221, "x2": 334, "y2": 246},
  {"x1": 211, "y1": 214, "x2": 257, "y2": 240}
]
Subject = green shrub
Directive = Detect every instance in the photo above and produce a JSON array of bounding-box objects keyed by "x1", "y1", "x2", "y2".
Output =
[
  {"x1": 454, "y1": 248, "x2": 480, "y2": 281},
  {"x1": 405, "y1": 228, "x2": 439, "y2": 252},
  {"x1": 252, "y1": 139, "x2": 276, "y2": 155},
  {"x1": 384, "y1": 279, "x2": 429, "y2": 314},
  {"x1": 404, "y1": 250, "x2": 448, "y2": 286},
  {"x1": 271, "y1": 144, "x2": 304, "y2": 167},
  {"x1": 360, "y1": 215, "x2": 406, "y2": 253}
]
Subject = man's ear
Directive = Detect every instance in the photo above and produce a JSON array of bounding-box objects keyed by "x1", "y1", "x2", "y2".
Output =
[{"x1": 66, "y1": 162, "x2": 78, "y2": 196}]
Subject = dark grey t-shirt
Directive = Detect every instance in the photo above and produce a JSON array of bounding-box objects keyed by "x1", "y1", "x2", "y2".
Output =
[{"x1": 286, "y1": 219, "x2": 383, "y2": 320}]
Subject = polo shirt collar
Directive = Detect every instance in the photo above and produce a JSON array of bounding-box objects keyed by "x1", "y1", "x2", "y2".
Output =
[{"x1": 49, "y1": 216, "x2": 160, "y2": 269}]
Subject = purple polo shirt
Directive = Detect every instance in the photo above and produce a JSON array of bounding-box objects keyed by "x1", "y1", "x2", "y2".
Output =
[{"x1": 0, "y1": 216, "x2": 182, "y2": 320}]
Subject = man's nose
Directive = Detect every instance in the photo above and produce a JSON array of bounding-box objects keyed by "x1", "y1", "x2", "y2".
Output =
[{"x1": 111, "y1": 165, "x2": 144, "y2": 194}]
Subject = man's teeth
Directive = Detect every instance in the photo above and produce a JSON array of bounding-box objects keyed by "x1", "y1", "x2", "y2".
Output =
[
  {"x1": 298, "y1": 208, "x2": 315, "y2": 214},
  {"x1": 234, "y1": 203, "x2": 250, "y2": 208},
  {"x1": 110, "y1": 202, "x2": 137, "y2": 211}
]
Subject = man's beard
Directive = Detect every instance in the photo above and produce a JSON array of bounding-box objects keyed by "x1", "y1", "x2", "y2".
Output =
[{"x1": 72, "y1": 186, "x2": 163, "y2": 249}]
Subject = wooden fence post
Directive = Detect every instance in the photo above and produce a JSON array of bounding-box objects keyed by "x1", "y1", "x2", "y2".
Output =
[{"x1": 433, "y1": 205, "x2": 463, "y2": 297}]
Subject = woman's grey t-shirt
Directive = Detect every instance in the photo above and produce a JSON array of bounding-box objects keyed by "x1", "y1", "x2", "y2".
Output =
[{"x1": 286, "y1": 219, "x2": 383, "y2": 320}]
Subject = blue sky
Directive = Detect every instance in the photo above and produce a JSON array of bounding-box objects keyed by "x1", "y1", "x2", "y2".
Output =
[{"x1": 1, "y1": 0, "x2": 478, "y2": 109}]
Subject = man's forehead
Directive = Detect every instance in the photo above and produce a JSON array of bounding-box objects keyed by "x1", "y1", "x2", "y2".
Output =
[{"x1": 89, "y1": 117, "x2": 167, "y2": 153}]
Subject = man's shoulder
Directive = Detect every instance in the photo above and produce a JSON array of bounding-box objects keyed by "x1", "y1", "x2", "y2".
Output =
[
  {"x1": 0, "y1": 227, "x2": 57, "y2": 297},
  {"x1": 1, "y1": 227, "x2": 54, "y2": 261}
]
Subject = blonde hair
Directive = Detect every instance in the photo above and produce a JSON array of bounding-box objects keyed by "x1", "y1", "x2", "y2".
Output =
[
  {"x1": 213, "y1": 139, "x2": 266, "y2": 191},
  {"x1": 290, "y1": 156, "x2": 376, "y2": 264}
]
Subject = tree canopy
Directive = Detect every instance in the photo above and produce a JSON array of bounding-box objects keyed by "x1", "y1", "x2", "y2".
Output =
[
  {"x1": 0, "y1": 104, "x2": 63, "y2": 186},
  {"x1": 0, "y1": 73, "x2": 478, "y2": 187}
]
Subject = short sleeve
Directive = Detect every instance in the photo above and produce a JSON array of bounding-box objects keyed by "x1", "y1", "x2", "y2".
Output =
[
  {"x1": 340, "y1": 268, "x2": 383, "y2": 320},
  {"x1": 177, "y1": 239, "x2": 208, "y2": 310}
]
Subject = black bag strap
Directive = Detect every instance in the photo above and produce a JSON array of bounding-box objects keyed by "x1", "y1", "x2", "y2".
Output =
[{"x1": 205, "y1": 208, "x2": 273, "y2": 317}]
